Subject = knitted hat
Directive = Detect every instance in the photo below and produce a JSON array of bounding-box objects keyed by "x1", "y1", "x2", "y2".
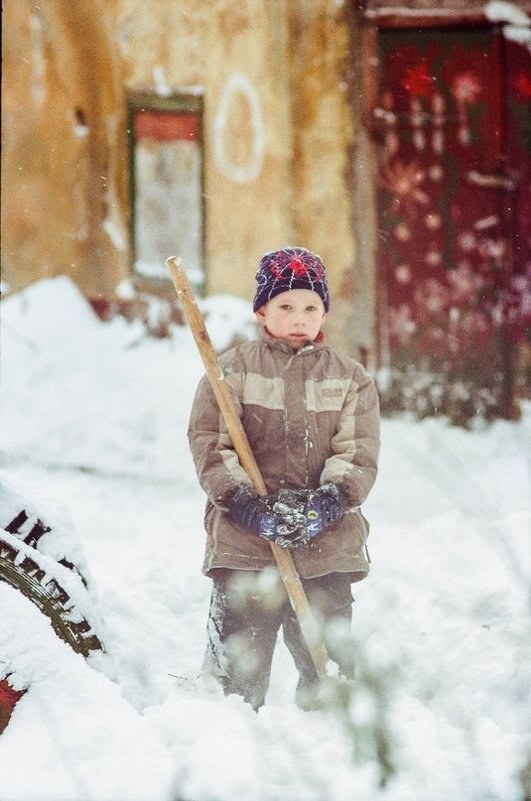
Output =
[{"x1": 252, "y1": 247, "x2": 330, "y2": 312}]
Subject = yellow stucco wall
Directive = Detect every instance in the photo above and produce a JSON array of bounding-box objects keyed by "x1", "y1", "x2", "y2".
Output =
[
  {"x1": 116, "y1": 0, "x2": 355, "y2": 307},
  {"x1": 288, "y1": 1, "x2": 355, "y2": 294},
  {"x1": 2, "y1": 0, "x2": 129, "y2": 297},
  {"x1": 115, "y1": 0, "x2": 295, "y2": 302},
  {"x1": 286, "y1": 0, "x2": 358, "y2": 347},
  {"x1": 2, "y1": 0, "x2": 356, "y2": 339}
]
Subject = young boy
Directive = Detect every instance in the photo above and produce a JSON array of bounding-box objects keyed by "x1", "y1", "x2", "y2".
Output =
[{"x1": 188, "y1": 246, "x2": 380, "y2": 710}]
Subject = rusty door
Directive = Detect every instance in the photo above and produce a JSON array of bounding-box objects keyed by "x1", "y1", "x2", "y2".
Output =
[{"x1": 373, "y1": 26, "x2": 530, "y2": 423}]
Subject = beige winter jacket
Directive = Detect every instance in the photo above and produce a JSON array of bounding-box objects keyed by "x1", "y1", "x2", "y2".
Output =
[{"x1": 188, "y1": 329, "x2": 380, "y2": 581}]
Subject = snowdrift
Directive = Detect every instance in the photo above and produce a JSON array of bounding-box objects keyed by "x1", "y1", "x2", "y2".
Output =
[{"x1": 0, "y1": 277, "x2": 529, "y2": 801}]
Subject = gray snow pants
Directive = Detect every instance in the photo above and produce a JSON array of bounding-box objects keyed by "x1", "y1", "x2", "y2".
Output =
[{"x1": 204, "y1": 568, "x2": 354, "y2": 710}]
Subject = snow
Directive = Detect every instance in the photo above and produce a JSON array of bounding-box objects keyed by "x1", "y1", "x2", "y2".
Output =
[
  {"x1": 484, "y1": 1, "x2": 530, "y2": 27},
  {"x1": 484, "y1": 1, "x2": 531, "y2": 44},
  {"x1": 115, "y1": 279, "x2": 136, "y2": 300},
  {"x1": 153, "y1": 65, "x2": 172, "y2": 97},
  {"x1": 1, "y1": 276, "x2": 530, "y2": 801},
  {"x1": 103, "y1": 219, "x2": 127, "y2": 252}
]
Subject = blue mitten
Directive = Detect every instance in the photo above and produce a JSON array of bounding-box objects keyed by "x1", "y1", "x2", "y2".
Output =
[
  {"x1": 273, "y1": 484, "x2": 346, "y2": 545},
  {"x1": 227, "y1": 484, "x2": 346, "y2": 548},
  {"x1": 227, "y1": 487, "x2": 267, "y2": 531},
  {"x1": 301, "y1": 483, "x2": 347, "y2": 539},
  {"x1": 227, "y1": 487, "x2": 306, "y2": 547}
]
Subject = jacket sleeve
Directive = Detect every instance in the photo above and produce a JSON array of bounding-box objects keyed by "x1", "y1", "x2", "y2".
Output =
[
  {"x1": 187, "y1": 371, "x2": 253, "y2": 506},
  {"x1": 319, "y1": 368, "x2": 380, "y2": 507}
]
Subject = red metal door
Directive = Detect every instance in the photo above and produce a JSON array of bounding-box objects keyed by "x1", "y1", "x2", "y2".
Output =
[{"x1": 374, "y1": 26, "x2": 530, "y2": 423}]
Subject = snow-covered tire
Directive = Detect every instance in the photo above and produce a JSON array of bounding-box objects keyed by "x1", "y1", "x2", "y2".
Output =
[{"x1": 0, "y1": 534, "x2": 103, "y2": 657}]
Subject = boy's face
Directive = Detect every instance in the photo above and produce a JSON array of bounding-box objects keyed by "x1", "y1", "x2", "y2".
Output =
[{"x1": 255, "y1": 288, "x2": 327, "y2": 349}]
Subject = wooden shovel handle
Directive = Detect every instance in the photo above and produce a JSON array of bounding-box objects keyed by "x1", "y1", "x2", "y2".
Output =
[{"x1": 166, "y1": 256, "x2": 329, "y2": 679}]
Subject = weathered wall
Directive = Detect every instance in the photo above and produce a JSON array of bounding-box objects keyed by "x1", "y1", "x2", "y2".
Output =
[
  {"x1": 288, "y1": 1, "x2": 355, "y2": 288},
  {"x1": 287, "y1": 0, "x2": 358, "y2": 348},
  {"x1": 114, "y1": 0, "x2": 296, "y2": 302},
  {"x1": 2, "y1": 0, "x2": 357, "y2": 341},
  {"x1": 1, "y1": 0, "x2": 129, "y2": 298}
]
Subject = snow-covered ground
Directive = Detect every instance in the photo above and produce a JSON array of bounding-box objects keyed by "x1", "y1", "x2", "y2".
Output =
[{"x1": 1, "y1": 277, "x2": 529, "y2": 801}]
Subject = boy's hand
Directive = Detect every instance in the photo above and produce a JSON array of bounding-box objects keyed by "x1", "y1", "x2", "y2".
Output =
[
  {"x1": 227, "y1": 484, "x2": 347, "y2": 549},
  {"x1": 276, "y1": 484, "x2": 347, "y2": 542},
  {"x1": 302, "y1": 483, "x2": 347, "y2": 538},
  {"x1": 227, "y1": 487, "x2": 306, "y2": 547},
  {"x1": 257, "y1": 504, "x2": 306, "y2": 548}
]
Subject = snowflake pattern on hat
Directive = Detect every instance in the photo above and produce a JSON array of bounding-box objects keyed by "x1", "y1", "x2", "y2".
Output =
[{"x1": 253, "y1": 247, "x2": 330, "y2": 312}]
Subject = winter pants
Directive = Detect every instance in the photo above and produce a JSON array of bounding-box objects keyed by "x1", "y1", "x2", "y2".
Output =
[{"x1": 204, "y1": 568, "x2": 354, "y2": 710}]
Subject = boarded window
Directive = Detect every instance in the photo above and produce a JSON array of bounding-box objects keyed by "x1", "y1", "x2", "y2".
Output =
[{"x1": 127, "y1": 94, "x2": 204, "y2": 290}]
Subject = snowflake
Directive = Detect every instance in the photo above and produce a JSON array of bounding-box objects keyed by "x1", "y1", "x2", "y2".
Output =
[
  {"x1": 457, "y1": 232, "x2": 477, "y2": 253},
  {"x1": 380, "y1": 159, "x2": 429, "y2": 219},
  {"x1": 416, "y1": 278, "x2": 448, "y2": 314},
  {"x1": 447, "y1": 264, "x2": 484, "y2": 303},
  {"x1": 388, "y1": 304, "x2": 417, "y2": 345},
  {"x1": 452, "y1": 72, "x2": 482, "y2": 104}
]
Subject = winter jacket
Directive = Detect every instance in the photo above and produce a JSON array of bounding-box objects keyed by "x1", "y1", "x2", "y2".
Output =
[{"x1": 187, "y1": 328, "x2": 380, "y2": 581}]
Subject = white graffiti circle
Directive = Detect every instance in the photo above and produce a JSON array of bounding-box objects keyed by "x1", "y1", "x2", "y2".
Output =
[{"x1": 214, "y1": 72, "x2": 265, "y2": 185}]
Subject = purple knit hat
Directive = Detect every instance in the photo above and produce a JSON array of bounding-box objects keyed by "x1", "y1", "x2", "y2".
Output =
[{"x1": 253, "y1": 247, "x2": 330, "y2": 312}]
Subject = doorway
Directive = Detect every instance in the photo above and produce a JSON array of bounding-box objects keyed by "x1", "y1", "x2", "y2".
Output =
[{"x1": 369, "y1": 24, "x2": 530, "y2": 422}]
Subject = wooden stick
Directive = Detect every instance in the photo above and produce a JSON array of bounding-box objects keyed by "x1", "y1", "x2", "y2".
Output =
[{"x1": 166, "y1": 256, "x2": 330, "y2": 680}]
